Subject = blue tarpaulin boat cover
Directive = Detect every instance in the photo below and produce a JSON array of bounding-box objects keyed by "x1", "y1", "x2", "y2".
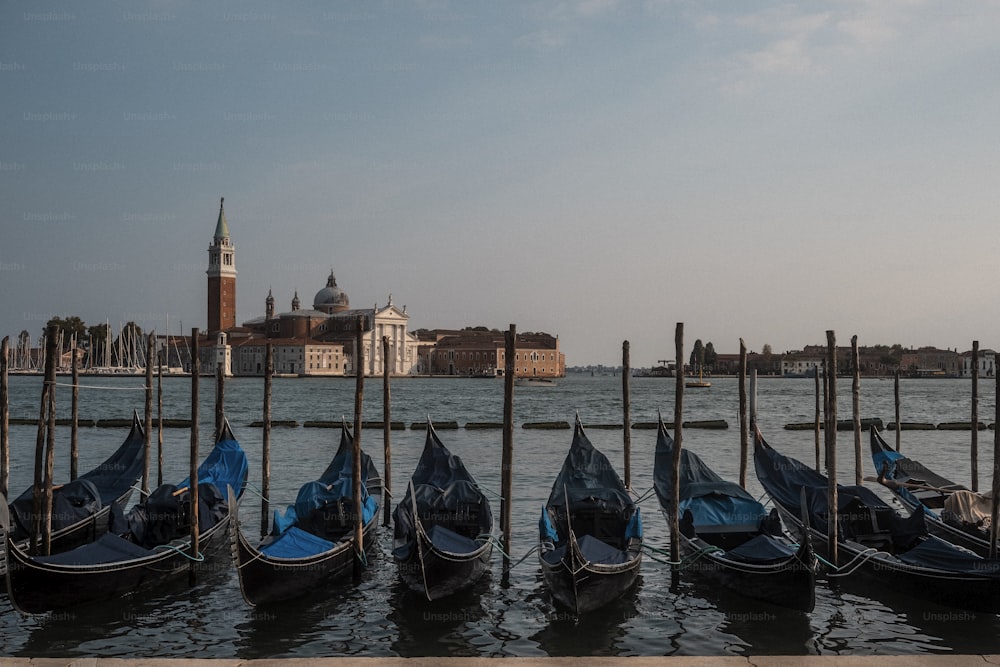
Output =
[
  {"x1": 37, "y1": 531, "x2": 153, "y2": 565},
  {"x1": 178, "y1": 424, "x2": 249, "y2": 498},
  {"x1": 725, "y1": 534, "x2": 797, "y2": 563},
  {"x1": 268, "y1": 425, "x2": 380, "y2": 557},
  {"x1": 260, "y1": 526, "x2": 336, "y2": 559}
]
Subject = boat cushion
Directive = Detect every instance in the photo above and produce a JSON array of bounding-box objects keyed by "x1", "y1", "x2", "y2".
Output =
[
  {"x1": 897, "y1": 535, "x2": 1000, "y2": 576},
  {"x1": 36, "y1": 532, "x2": 152, "y2": 565},
  {"x1": 260, "y1": 525, "x2": 336, "y2": 559},
  {"x1": 426, "y1": 523, "x2": 481, "y2": 555},
  {"x1": 725, "y1": 534, "x2": 796, "y2": 563},
  {"x1": 576, "y1": 534, "x2": 630, "y2": 565}
]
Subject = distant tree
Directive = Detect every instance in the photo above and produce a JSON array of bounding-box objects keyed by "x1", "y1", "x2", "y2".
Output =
[
  {"x1": 704, "y1": 341, "x2": 717, "y2": 369},
  {"x1": 690, "y1": 339, "x2": 704, "y2": 372},
  {"x1": 116, "y1": 322, "x2": 145, "y2": 367},
  {"x1": 45, "y1": 315, "x2": 87, "y2": 352},
  {"x1": 87, "y1": 324, "x2": 110, "y2": 367},
  {"x1": 761, "y1": 343, "x2": 773, "y2": 357}
]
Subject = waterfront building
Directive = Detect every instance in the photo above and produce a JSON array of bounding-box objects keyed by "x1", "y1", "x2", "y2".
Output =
[{"x1": 417, "y1": 328, "x2": 566, "y2": 378}]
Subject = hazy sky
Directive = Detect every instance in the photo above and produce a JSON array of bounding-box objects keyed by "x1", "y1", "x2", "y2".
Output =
[{"x1": 3, "y1": 1, "x2": 999, "y2": 366}]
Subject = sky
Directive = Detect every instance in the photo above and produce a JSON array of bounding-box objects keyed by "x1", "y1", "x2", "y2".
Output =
[{"x1": 2, "y1": 1, "x2": 1000, "y2": 367}]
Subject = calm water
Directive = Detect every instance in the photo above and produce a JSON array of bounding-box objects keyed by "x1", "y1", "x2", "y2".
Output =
[{"x1": 2, "y1": 372, "x2": 1000, "y2": 658}]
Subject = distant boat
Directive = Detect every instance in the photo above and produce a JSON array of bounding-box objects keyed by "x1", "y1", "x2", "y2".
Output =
[
  {"x1": 516, "y1": 377, "x2": 557, "y2": 387},
  {"x1": 685, "y1": 367, "x2": 711, "y2": 388}
]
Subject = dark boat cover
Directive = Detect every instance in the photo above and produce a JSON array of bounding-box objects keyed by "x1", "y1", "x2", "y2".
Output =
[
  {"x1": 755, "y1": 430, "x2": 1000, "y2": 574},
  {"x1": 393, "y1": 422, "x2": 493, "y2": 561},
  {"x1": 178, "y1": 421, "x2": 249, "y2": 497},
  {"x1": 653, "y1": 421, "x2": 765, "y2": 533},
  {"x1": 870, "y1": 429, "x2": 961, "y2": 493},
  {"x1": 540, "y1": 420, "x2": 641, "y2": 558},
  {"x1": 266, "y1": 425, "x2": 379, "y2": 556},
  {"x1": 9, "y1": 414, "x2": 146, "y2": 537}
]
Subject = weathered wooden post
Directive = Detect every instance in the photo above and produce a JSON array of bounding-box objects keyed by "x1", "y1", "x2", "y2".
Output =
[
  {"x1": 215, "y1": 360, "x2": 225, "y2": 442},
  {"x1": 190, "y1": 328, "x2": 201, "y2": 576},
  {"x1": 972, "y1": 340, "x2": 980, "y2": 492},
  {"x1": 622, "y1": 340, "x2": 631, "y2": 490},
  {"x1": 825, "y1": 330, "x2": 838, "y2": 567},
  {"x1": 501, "y1": 324, "x2": 516, "y2": 580},
  {"x1": 671, "y1": 322, "x2": 684, "y2": 588},
  {"x1": 143, "y1": 332, "x2": 154, "y2": 495},
  {"x1": 29, "y1": 329, "x2": 55, "y2": 556},
  {"x1": 352, "y1": 316, "x2": 365, "y2": 580},
  {"x1": 991, "y1": 367, "x2": 1000, "y2": 559},
  {"x1": 894, "y1": 369, "x2": 902, "y2": 452},
  {"x1": 0, "y1": 336, "x2": 8, "y2": 500},
  {"x1": 738, "y1": 339, "x2": 748, "y2": 489},
  {"x1": 851, "y1": 335, "x2": 862, "y2": 486},
  {"x1": 157, "y1": 353, "x2": 164, "y2": 487},
  {"x1": 814, "y1": 362, "x2": 822, "y2": 471},
  {"x1": 70, "y1": 338, "x2": 79, "y2": 480},
  {"x1": 42, "y1": 330, "x2": 57, "y2": 556},
  {"x1": 261, "y1": 343, "x2": 273, "y2": 538},
  {"x1": 382, "y1": 335, "x2": 392, "y2": 528}
]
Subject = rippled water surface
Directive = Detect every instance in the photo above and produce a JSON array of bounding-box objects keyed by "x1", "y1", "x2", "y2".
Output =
[{"x1": 2, "y1": 373, "x2": 1000, "y2": 657}]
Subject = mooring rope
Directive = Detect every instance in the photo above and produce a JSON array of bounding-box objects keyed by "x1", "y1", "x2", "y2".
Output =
[{"x1": 153, "y1": 543, "x2": 206, "y2": 562}]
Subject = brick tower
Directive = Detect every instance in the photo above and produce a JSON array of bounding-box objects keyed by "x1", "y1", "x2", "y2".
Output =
[{"x1": 206, "y1": 197, "x2": 236, "y2": 334}]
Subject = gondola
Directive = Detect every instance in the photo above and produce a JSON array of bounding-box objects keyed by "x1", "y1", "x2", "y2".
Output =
[
  {"x1": 653, "y1": 418, "x2": 815, "y2": 612},
  {"x1": 232, "y1": 421, "x2": 381, "y2": 606},
  {"x1": 392, "y1": 419, "x2": 493, "y2": 601},
  {"x1": 1, "y1": 419, "x2": 249, "y2": 614},
  {"x1": 5, "y1": 411, "x2": 146, "y2": 556},
  {"x1": 754, "y1": 426, "x2": 1000, "y2": 612},
  {"x1": 870, "y1": 426, "x2": 992, "y2": 555},
  {"x1": 538, "y1": 417, "x2": 642, "y2": 614}
]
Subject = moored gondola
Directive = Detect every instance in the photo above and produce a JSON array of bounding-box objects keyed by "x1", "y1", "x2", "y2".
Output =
[
  {"x1": 1, "y1": 419, "x2": 248, "y2": 614},
  {"x1": 232, "y1": 421, "x2": 381, "y2": 606},
  {"x1": 5, "y1": 411, "x2": 146, "y2": 557},
  {"x1": 755, "y1": 426, "x2": 1000, "y2": 613},
  {"x1": 392, "y1": 419, "x2": 493, "y2": 601},
  {"x1": 538, "y1": 417, "x2": 642, "y2": 615},
  {"x1": 653, "y1": 418, "x2": 815, "y2": 612},
  {"x1": 869, "y1": 426, "x2": 992, "y2": 556}
]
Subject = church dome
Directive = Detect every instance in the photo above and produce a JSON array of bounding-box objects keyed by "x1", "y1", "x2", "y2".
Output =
[{"x1": 313, "y1": 271, "x2": 349, "y2": 313}]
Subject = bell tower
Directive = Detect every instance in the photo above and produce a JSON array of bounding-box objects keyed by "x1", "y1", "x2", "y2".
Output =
[{"x1": 207, "y1": 197, "x2": 237, "y2": 334}]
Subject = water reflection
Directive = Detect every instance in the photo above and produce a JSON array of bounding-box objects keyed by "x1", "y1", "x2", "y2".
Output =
[{"x1": 388, "y1": 575, "x2": 490, "y2": 657}]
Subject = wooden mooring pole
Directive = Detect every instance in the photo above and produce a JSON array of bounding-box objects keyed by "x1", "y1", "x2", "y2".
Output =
[
  {"x1": 738, "y1": 339, "x2": 748, "y2": 489},
  {"x1": 189, "y1": 328, "x2": 201, "y2": 578},
  {"x1": 41, "y1": 326, "x2": 58, "y2": 556},
  {"x1": 0, "y1": 336, "x2": 8, "y2": 500},
  {"x1": 894, "y1": 369, "x2": 902, "y2": 452},
  {"x1": 972, "y1": 340, "x2": 980, "y2": 493},
  {"x1": 825, "y1": 330, "x2": 838, "y2": 567},
  {"x1": 261, "y1": 343, "x2": 273, "y2": 538},
  {"x1": 29, "y1": 329, "x2": 54, "y2": 556},
  {"x1": 382, "y1": 335, "x2": 392, "y2": 528},
  {"x1": 70, "y1": 339, "x2": 79, "y2": 481},
  {"x1": 851, "y1": 335, "x2": 862, "y2": 486},
  {"x1": 814, "y1": 363, "x2": 821, "y2": 471},
  {"x1": 501, "y1": 324, "x2": 516, "y2": 580},
  {"x1": 622, "y1": 340, "x2": 631, "y2": 490},
  {"x1": 990, "y1": 368, "x2": 1000, "y2": 559},
  {"x1": 157, "y1": 353, "x2": 164, "y2": 487},
  {"x1": 670, "y1": 322, "x2": 684, "y2": 589},
  {"x1": 143, "y1": 333, "x2": 154, "y2": 496},
  {"x1": 352, "y1": 317, "x2": 365, "y2": 580},
  {"x1": 215, "y1": 360, "x2": 225, "y2": 442}
]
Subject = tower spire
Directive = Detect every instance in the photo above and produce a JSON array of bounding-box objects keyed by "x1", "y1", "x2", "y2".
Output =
[{"x1": 214, "y1": 196, "x2": 229, "y2": 241}]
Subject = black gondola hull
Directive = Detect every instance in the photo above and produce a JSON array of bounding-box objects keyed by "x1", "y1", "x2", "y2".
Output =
[
  {"x1": 4, "y1": 515, "x2": 232, "y2": 615},
  {"x1": 397, "y1": 537, "x2": 492, "y2": 601},
  {"x1": 679, "y1": 534, "x2": 815, "y2": 613},
  {"x1": 233, "y1": 515, "x2": 379, "y2": 606},
  {"x1": 772, "y1": 502, "x2": 1000, "y2": 613},
  {"x1": 538, "y1": 539, "x2": 641, "y2": 615}
]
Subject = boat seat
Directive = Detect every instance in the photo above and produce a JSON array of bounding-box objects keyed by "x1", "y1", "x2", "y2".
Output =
[{"x1": 568, "y1": 508, "x2": 625, "y2": 550}]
